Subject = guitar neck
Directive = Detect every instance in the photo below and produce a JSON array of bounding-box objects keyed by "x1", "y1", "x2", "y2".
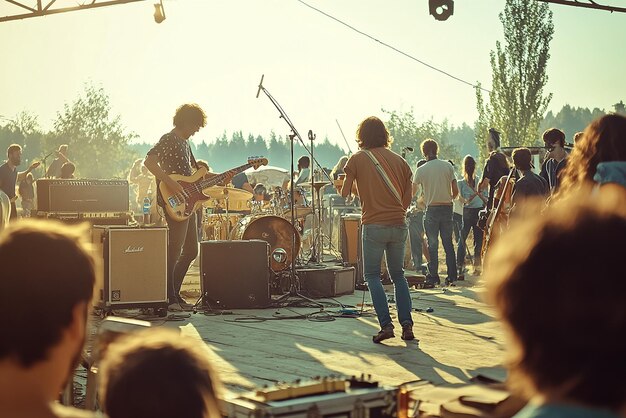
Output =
[{"x1": 195, "y1": 163, "x2": 251, "y2": 189}]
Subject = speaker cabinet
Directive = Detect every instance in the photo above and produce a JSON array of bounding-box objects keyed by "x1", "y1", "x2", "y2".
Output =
[
  {"x1": 200, "y1": 240, "x2": 270, "y2": 309},
  {"x1": 92, "y1": 226, "x2": 168, "y2": 311},
  {"x1": 298, "y1": 266, "x2": 355, "y2": 298},
  {"x1": 36, "y1": 179, "x2": 129, "y2": 212},
  {"x1": 340, "y1": 214, "x2": 363, "y2": 283}
]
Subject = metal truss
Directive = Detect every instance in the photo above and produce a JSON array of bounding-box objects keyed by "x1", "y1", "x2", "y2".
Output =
[
  {"x1": 0, "y1": 0, "x2": 147, "y2": 23},
  {"x1": 537, "y1": 0, "x2": 626, "y2": 13}
]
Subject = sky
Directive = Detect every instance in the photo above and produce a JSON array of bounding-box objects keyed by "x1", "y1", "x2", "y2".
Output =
[{"x1": 0, "y1": 0, "x2": 624, "y2": 154}]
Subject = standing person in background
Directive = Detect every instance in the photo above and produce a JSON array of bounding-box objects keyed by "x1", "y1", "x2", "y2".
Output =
[
  {"x1": 408, "y1": 159, "x2": 427, "y2": 275},
  {"x1": 0, "y1": 144, "x2": 40, "y2": 220},
  {"x1": 478, "y1": 128, "x2": 509, "y2": 212},
  {"x1": 46, "y1": 144, "x2": 70, "y2": 178},
  {"x1": 511, "y1": 148, "x2": 549, "y2": 209},
  {"x1": 448, "y1": 160, "x2": 463, "y2": 244},
  {"x1": 129, "y1": 158, "x2": 156, "y2": 213},
  {"x1": 18, "y1": 172, "x2": 35, "y2": 218},
  {"x1": 456, "y1": 155, "x2": 487, "y2": 277},
  {"x1": 540, "y1": 128, "x2": 568, "y2": 193},
  {"x1": 413, "y1": 139, "x2": 459, "y2": 287},
  {"x1": 341, "y1": 116, "x2": 414, "y2": 343},
  {"x1": 59, "y1": 162, "x2": 75, "y2": 179}
]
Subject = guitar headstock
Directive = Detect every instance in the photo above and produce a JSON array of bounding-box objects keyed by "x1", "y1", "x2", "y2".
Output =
[{"x1": 248, "y1": 156, "x2": 269, "y2": 170}]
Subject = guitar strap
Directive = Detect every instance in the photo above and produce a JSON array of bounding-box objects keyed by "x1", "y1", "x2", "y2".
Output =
[{"x1": 363, "y1": 150, "x2": 403, "y2": 206}]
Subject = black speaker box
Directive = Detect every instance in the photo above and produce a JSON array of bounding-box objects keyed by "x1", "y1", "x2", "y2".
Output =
[
  {"x1": 200, "y1": 240, "x2": 270, "y2": 309},
  {"x1": 297, "y1": 266, "x2": 356, "y2": 298},
  {"x1": 36, "y1": 179, "x2": 129, "y2": 212}
]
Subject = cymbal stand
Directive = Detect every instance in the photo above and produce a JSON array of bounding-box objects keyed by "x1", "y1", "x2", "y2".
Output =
[{"x1": 256, "y1": 75, "x2": 322, "y2": 309}]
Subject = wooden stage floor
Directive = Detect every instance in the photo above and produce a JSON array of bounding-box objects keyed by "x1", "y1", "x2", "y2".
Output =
[{"x1": 167, "y1": 264, "x2": 507, "y2": 396}]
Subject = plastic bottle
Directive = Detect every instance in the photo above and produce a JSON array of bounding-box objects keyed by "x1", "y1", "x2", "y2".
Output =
[{"x1": 142, "y1": 197, "x2": 151, "y2": 225}]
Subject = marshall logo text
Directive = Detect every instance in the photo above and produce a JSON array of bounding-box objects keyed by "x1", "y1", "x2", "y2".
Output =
[{"x1": 124, "y1": 245, "x2": 144, "y2": 254}]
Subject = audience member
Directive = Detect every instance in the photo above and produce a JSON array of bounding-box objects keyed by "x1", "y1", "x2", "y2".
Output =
[
  {"x1": 448, "y1": 160, "x2": 463, "y2": 244},
  {"x1": 0, "y1": 144, "x2": 40, "y2": 220},
  {"x1": 60, "y1": 162, "x2": 76, "y2": 179},
  {"x1": 511, "y1": 148, "x2": 548, "y2": 209},
  {"x1": 47, "y1": 144, "x2": 70, "y2": 178},
  {"x1": 18, "y1": 171, "x2": 35, "y2": 217},
  {"x1": 0, "y1": 220, "x2": 98, "y2": 418},
  {"x1": 559, "y1": 113, "x2": 626, "y2": 197},
  {"x1": 99, "y1": 329, "x2": 222, "y2": 418},
  {"x1": 413, "y1": 139, "x2": 458, "y2": 287},
  {"x1": 456, "y1": 155, "x2": 487, "y2": 277},
  {"x1": 540, "y1": 128, "x2": 568, "y2": 192},
  {"x1": 478, "y1": 128, "x2": 509, "y2": 211},
  {"x1": 408, "y1": 159, "x2": 427, "y2": 275},
  {"x1": 485, "y1": 191, "x2": 626, "y2": 418}
]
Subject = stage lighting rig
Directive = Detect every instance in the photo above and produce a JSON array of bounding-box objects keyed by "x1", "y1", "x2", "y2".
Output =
[
  {"x1": 429, "y1": 0, "x2": 454, "y2": 21},
  {"x1": 154, "y1": 0, "x2": 166, "y2": 23}
]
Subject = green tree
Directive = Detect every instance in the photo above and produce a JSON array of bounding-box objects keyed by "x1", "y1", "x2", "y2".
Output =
[
  {"x1": 50, "y1": 83, "x2": 137, "y2": 178},
  {"x1": 476, "y1": 0, "x2": 554, "y2": 156},
  {"x1": 383, "y1": 108, "x2": 461, "y2": 167},
  {"x1": 540, "y1": 104, "x2": 606, "y2": 142}
]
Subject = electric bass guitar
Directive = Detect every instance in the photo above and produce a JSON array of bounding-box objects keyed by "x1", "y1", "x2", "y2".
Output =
[{"x1": 159, "y1": 157, "x2": 268, "y2": 222}]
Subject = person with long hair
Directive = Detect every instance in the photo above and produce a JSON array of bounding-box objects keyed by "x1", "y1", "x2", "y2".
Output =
[
  {"x1": 456, "y1": 155, "x2": 487, "y2": 276},
  {"x1": 478, "y1": 128, "x2": 509, "y2": 211},
  {"x1": 341, "y1": 116, "x2": 414, "y2": 343},
  {"x1": 559, "y1": 113, "x2": 626, "y2": 196},
  {"x1": 330, "y1": 155, "x2": 349, "y2": 180}
]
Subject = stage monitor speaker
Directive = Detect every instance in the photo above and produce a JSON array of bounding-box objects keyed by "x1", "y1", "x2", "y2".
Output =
[
  {"x1": 92, "y1": 226, "x2": 168, "y2": 311},
  {"x1": 341, "y1": 214, "x2": 363, "y2": 283},
  {"x1": 298, "y1": 266, "x2": 355, "y2": 298},
  {"x1": 200, "y1": 240, "x2": 270, "y2": 309},
  {"x1": 36, "y1": 179, "x2": 129, "y2": 212}
]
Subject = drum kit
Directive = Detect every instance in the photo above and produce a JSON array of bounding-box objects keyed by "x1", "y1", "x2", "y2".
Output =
[{"x1": 200, "y1": 182, "x2": 329, "y2": 272}]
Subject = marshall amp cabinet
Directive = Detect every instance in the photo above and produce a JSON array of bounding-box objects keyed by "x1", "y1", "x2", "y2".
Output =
[
  {"x1": 92, "y1": 226, "x2": 168, "y2": 313},
  {"x1": 36, "y1": 179, "x2": 129, "y2": 212}
]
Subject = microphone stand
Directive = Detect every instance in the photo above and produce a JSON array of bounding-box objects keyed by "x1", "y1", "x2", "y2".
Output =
[
  {"x1": 40, "y1": 151, "x2": 55, "y2": 178},
  {"x1": 256, "y1": 76, "x2": 323, "y2": 309}
]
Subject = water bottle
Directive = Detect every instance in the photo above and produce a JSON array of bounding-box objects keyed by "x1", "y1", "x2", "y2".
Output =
[{"x1": 142, "y1": 197, "x2": 151, "y2": 225}]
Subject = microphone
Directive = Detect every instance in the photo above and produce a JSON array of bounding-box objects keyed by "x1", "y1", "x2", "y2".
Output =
[
  {"x1": 402, "y1": 146, "x2": 414, "y2": 153},
  {"x1": 308, "y1": 130, "x2": 315, "y2": 141},
  {"x1": 256, "y1": 74, "x2": 264, "y2": 98}
]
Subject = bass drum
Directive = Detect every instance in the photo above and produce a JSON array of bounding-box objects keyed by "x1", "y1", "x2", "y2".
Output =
[{"x1": 230, "y1": 215, "x2": 300, "y2": 272}]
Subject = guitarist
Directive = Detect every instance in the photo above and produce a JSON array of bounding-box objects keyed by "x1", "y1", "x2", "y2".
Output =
[{"x1": 144, "y1": 104, "x2": 222, "y2": 310}]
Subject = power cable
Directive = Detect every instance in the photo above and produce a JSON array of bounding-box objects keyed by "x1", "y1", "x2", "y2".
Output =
[{"x1": 294, "y1": 0, "x2": 491, "y2": 93}]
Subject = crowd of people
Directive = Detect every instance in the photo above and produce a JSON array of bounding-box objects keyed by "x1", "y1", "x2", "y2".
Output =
[{"x1": 0, "y1": 107, "x2": 624, "y2": 418}]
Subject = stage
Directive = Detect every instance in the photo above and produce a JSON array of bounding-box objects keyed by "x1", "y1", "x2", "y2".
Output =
[{"x1": 172, "y1": 265, "x2": 506, "y2": 396}]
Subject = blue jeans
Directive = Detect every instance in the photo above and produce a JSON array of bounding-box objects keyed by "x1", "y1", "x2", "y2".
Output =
[
  {"x1": 165, "y1": 211, "x2": 198, "y2": 302},
  {"x1": 407, "y1": 211, "x2": 425, "y2": 271},
  {"x1": 362, "y1": 224, "x2": 413, "y2": 329},
  {"x1": 424, "y1": 205, "x2": 458, "y2": 283},
  {"x1": 452, "y1": 212, "x2": 463, "y2": 244},
  {"x1": 457, "y1": 207, "x2": 484, "y2": 268}
]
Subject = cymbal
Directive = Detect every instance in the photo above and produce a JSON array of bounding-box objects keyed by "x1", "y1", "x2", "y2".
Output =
[
  {"x1": 299, "y1": 181, "x2": 330, "y2": 189},
  {"x1": 203, "y1": 186, "x2": 253, "y2": 202}
]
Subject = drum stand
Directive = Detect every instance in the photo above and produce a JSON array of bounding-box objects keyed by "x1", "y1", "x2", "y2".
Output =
[{"x1": 257, "y1": 76, "x2": 322, "y2": 308}]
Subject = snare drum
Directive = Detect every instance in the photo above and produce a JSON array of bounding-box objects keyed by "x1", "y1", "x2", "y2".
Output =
[
  {"x1": 230, "y1": 215, "x2": 301, "y2": 272},
  {"x1": 202, "y1": 213, "x2": 244, "y2": 241}
]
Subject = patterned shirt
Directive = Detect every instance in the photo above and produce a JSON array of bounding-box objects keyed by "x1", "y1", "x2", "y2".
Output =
[{"x1": 147, "y1": 131, "x2": 196, "y2": 206}]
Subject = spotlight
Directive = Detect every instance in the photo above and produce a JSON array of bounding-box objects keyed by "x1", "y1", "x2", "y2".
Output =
[
  {"x1": 272, "y1": 248, "x2": 288, "y2": 264},
  {"x1": 154, "y1": 0, "x2": 165, "y2": 24},
  {"x1": 429, "y1": 0, "x2": 454, "y2": 21}
]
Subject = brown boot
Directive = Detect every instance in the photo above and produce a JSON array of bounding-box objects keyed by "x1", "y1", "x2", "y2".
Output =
[
  {"x1": 401, "y1": 324, "x2": 415, "y2": 341},
  {"x1": 373, "y1": 325, "x2": 395, "y2": 343}
]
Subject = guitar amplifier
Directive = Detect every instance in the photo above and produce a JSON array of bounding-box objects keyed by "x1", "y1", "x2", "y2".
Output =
[
  {"x1": 92, "y1": 226, "x2": 168, "y2": 311},
  {"x1": 341, "y1": 214, "x2": 363, "y2": 284},
  {"x1": 36, "y1": 179, "x2": 129, "y2": 212},
  {"x1": 200, "y1": 240, "x2": 270, "y2": 309},
  {"x1": 34, "y1": 211, "x2": 130, "y2": 225},
  {"x1": 297, "y1": 266, "x2": 355, "y2": 298}
]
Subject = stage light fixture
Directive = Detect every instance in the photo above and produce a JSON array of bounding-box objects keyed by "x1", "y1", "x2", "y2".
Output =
[
  {"x1": 154, "y1": 0, "x2": 165, "y2": 23},
  {"x1": 429, "y1": 0, "x2": 454, "y2": 21}
]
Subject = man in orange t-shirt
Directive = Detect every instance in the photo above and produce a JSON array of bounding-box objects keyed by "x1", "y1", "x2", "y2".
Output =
[{"x1": 341, "y1": 116, "x2": 414, "y2": 343}]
